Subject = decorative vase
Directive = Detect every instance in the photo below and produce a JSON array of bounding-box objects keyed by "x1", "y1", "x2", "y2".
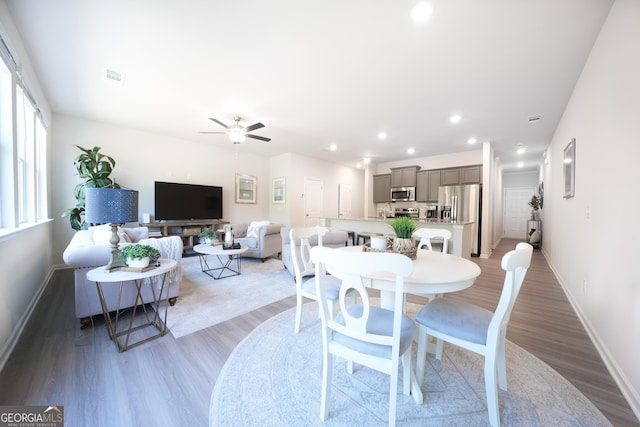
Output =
[
  {"x1": 392, "y1": 237, "x2": 415, "y2": 253},
  {"x1": 126, "y1": 257, "x2": 150, "y2": 269},
  {"x1": 224, "y1": 227, "x2": 234, "y2": 246}
]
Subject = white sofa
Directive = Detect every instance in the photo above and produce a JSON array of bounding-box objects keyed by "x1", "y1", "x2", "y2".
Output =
[
  {"x1": 280, "y1": 227, "x2": 349, "y2": 277},
  {"x1": 63, "y1": 226, "x2": 183, "y2": 327}
]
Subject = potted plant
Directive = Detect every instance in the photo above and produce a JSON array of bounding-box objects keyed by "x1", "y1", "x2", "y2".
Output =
[
  {"x1": 388, "y1": 217, "x2": 418, "y2": 258},
  {"x1": 199, "y1": 227, "x2": 219, "y2": 244},
  {"x1": 62, "y1": 145, "x2": 120, "y2": 230},
  {"x1": 118, "y1": 244, "x2": 160, "y2": 268},
  {"x1": 528, "y1": 195, "x2": 541, "y2": 220}
]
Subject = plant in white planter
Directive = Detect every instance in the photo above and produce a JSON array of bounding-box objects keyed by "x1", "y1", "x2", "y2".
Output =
[
  {"x1": 198, "y1": 227, "x2": 219, "y2": 244},
  {"x1": 118, "y1": 244, "x2": 160, "y2": 268},
  {"x1": 388, "y1": 216, "x2": 418, "y2": 259}
]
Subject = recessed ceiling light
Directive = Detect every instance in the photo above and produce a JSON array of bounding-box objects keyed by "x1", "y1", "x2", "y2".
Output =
[
  {"x1": 467, "y1": 138, "x2": 477, "y2": 145},
  {"x1": 517, "y1": 146, "x2": 526, "y2": 155},
  {"x1": 363, "y1": 157, "x2": 371, "y2": 164},
  {"x1": 378, "y1": 132, "x2": 387, "y2": 140},
  {"x1": 407, "y1": 148, "x2": 415, "y2": 154},
  {"x1": 355, "y1": 162, "x2": 362, "y2": 168},
  {"x1": 329, "y1": 144, "x2": 337, "y2": 151},
  {"x1": 449, "y1": 114, "x2": 461, "y2": 124},
  {"x1": 517, "y1": 162, "x2": 524, "y2": 168},
  {"x1": 411, "y1": 2, "x2": 433, "y2": 23}
]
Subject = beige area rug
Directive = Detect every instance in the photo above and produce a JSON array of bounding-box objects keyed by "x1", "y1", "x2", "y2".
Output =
[
  {"x1": 210, "y1": 302, "x2": 612, "y2": 427},
  {"x1": 165, "y1": 254, "x2": 296, "y2": 338}
]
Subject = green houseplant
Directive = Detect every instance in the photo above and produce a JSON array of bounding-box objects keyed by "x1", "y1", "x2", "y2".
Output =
[
  {"x1": 199, "y1": 227, "x2": 219, "y2": 244},
  {"x1": 388, "y1": 217, "x2": 418, "y2": 258},
  {"x1": 118, "y1": 244, "x2": 160, "y2": 268},
  {"x1": 62, "y1": 145, "x2": 120, "y2": 230}
]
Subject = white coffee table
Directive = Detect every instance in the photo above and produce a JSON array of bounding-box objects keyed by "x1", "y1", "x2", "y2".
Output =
[{"x1": 193, "y1": 243, "x2": 249, "y2": 279}]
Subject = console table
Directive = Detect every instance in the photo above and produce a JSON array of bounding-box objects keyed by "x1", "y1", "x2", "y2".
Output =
[
  {"x1": 140, "y1": 220, "x2": 229, "y2": 255},
  {"x1": 87, "y1": 259, "x2": 177, "y2": 352}
]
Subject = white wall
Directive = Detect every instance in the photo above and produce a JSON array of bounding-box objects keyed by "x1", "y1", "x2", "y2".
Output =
[
  {"x1": 287, "y1": 153, "x2": 365, "y2": 227},
  {"x1": 0, "y1": 0, "x2": 54, "y2": 370},
  {"x1": 51, "y1": 114, "x2": 274, "y2": 264},
  {"x1": 543, "y1": 0, "x2": 640, "y2": 415}
]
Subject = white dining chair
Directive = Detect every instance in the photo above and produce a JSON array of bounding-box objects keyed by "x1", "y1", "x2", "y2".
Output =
[
  {"x1": 290, "y1": 227, "x2": 342, "y2": 333},
  {"x1": 414, "y1": 242, "x2": 533, "y2": 427},
  {"x1": 412, "y1": 228, "x2": 452, "y2": 253},
  {"x1": 310, "y1": 246, "x2": 415, "y2": 427}
]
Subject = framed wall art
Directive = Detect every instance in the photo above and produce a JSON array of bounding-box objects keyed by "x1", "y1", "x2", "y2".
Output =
[
  {"x1": 235, "y1": 174, "x2": 257, "y2": 204},
  {"x1": 272, "y1": 177, "x2": 286, "y2": 204},
  {"x1": 563, "y1": 138, "x2": 576, "y2": 199}
]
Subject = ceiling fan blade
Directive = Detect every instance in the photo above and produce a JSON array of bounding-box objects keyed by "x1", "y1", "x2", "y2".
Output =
[
  {"x1": 199, "y1": 131, "x2": 227, "y2": 134},
  {"x1": 208, "y1": 118, "x2": 228, "y2": 129},
  {"x1": 244, "y1": 122, "x2": 265, "y2": 133},
  {"x1": 247, "y1": 134, "x2": 271, "y2": 142}
]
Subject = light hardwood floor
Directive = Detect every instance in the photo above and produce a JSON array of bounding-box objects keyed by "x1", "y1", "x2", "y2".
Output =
[{"x1": 0, "y1": 239, "x2": 637, "y2": 426}]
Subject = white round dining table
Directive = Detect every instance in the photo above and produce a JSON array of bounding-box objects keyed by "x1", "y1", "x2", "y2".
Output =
[{"x1": 338, "y1": 245, "x2": 481, "y2": 306}]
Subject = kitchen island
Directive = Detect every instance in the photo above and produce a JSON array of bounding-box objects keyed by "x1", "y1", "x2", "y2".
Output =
[{"x1": 322, "y1": 217, "x2": 475, "y2": 259}]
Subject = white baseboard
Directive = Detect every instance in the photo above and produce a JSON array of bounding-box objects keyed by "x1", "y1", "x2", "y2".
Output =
[{"x1": 541, "y1": 249, "x2": 640, "y2": 421}]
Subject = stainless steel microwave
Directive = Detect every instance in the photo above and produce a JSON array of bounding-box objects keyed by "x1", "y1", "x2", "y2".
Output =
[{"x1": 390, "y1": 186, "x2": 415, "y2": 202}]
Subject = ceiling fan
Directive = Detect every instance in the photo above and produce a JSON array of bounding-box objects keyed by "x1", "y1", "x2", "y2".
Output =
[{"x1": 201, "y1": 116, "x2": 271, "y2": 144}]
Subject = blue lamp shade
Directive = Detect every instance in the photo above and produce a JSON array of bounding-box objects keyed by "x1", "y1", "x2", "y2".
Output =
[{"x1": 85, "y1": 188, "x2": 138, "y2": 224}]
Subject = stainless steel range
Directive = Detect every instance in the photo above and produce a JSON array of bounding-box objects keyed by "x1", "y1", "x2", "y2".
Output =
[{"x1": 394, "y1": 207, "x2": 419, "y2": 218}]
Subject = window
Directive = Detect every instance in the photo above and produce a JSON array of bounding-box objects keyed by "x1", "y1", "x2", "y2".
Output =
[{"x1": 0, "y1": 33, "x2": 49, "y2": 230}]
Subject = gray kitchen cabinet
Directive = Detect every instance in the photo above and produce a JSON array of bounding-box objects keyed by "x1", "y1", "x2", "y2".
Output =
[
  {"x1": 390, "y1": 166, "x2": 419, "y2": 187},
  {"x1": 416, "y1": 170, "x2": 440, "y2": 202},
  {"x1": 440, "y1": 168, "x2": 460, "y2": 186},
  {"x1": 373, "y1": 174, "x2": 391, "y2": 202},
  {"x1": 460, "y1": 166, "x2": 482, "y2": 184}
]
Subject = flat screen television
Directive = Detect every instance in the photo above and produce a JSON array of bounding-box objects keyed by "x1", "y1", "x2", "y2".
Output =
[{"x1": 154, "y1": 181, "x2": 223, "y2": 221}]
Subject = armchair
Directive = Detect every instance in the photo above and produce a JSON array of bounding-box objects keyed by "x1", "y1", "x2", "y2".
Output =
[{"x1": 227, "y1": 222, "x2": 285, "y2": 262}]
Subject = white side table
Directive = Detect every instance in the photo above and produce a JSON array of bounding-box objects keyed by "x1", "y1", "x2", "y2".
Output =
[{"x1": 86, "y1": 258, "x2": 177, "y2": 352}]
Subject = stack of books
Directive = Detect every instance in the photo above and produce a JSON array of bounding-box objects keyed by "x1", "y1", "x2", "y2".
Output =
[{"x1": 148, "y1": 231, "x2": 163, "y2": 238}]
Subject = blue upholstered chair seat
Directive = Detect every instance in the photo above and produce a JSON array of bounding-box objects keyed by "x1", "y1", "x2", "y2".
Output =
[
  {"x1": 302, "y1": 275, "x2": 342, "y2": 300},
  {"x1": 333, "y1": 304, "x2": 416, "y2": 358},
  {"x1": 415, "y1": 298, "x2": 492, "y2": 345}
]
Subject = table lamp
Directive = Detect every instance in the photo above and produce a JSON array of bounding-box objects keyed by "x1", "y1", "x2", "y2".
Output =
[{"x1": 85, "y1": 187, "x2": 139, "y2": 272}]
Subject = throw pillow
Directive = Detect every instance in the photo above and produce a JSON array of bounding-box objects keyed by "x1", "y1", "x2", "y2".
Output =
[
  {"x1": 246, "y1": 220, "x2": 270, "y2": 238},
  {"x1": 91, "y1": 225, "x2": 131, "y2": 245}
]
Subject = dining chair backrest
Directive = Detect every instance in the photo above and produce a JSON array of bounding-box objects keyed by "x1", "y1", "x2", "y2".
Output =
[
  {"x1": 289, "y1": 226, "x2": 328, "y2": 282},
  {"x1": 412, "y1": 228, "x2": 452, "y2": 253},
  {"x1": 489, "y1": 242, "x2": 533, "y2": 340},
  {"x1": 310, "y1": 246, "x2": 414, "y2": 426}
]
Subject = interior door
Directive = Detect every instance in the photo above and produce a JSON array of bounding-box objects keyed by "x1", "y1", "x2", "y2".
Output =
[
  {"x1": 504, "y1": 187, "x2": 535, "y2": 238},
  {"x1": 338, "y1": 183, "x2": 352, "y2": 218},
  {"x1": 304, "y1": 178, "x2": 323, "y2": 226}
]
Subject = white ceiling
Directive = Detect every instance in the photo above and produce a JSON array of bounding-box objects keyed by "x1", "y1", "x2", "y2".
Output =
[{"x1": 5, "y1": 0, "x2": 613, "y2": 171}]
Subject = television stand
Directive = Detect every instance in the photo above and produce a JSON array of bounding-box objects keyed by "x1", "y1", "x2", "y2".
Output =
[{"x1": 139, "y1": 220, "x2": 229, "y2": 255}]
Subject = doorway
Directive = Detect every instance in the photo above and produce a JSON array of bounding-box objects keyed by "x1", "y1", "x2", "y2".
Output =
[
  {"x1": 304, "y1": 178, "x2": 323, "y2": 226},
  {"x1": 503, "y1": 187, "x2": 536, "y2": 239},
  {"x1": 338, "y1": 183, "x2": 352, "y2": 218}
]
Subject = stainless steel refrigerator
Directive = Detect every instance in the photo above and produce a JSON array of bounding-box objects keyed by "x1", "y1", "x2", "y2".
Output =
[{"x1": 438, "y1": 184, "x2": 482, "y2": 257}]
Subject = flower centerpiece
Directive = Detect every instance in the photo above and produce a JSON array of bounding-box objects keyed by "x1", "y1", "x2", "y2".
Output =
[
  {"x1": 198, "y1": 227, "x2": 219, "y2": 244},
  {"x1": 388, "y1": 216, "x2": 418, "y2": 259},
  {"x1": 118, "y1": 244, "x2": 160, "y2": 269}
]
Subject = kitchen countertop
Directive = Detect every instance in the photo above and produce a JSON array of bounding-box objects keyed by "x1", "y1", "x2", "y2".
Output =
[{"x1": 325, "y1": 217, "x2": 474, "y2": 226}]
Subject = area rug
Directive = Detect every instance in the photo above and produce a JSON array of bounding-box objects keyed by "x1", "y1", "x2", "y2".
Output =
[
  {"x1": 165, "y1": 255, "x2": 296, "y2": 338},
  {"x1": 210, "y1": 303, "x2": 611, "y2": 427}
]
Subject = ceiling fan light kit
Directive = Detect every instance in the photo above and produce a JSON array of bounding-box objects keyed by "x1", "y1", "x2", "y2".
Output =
[{"x1": 202, "y1": 116, "x2": 271, "y2": 144}]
